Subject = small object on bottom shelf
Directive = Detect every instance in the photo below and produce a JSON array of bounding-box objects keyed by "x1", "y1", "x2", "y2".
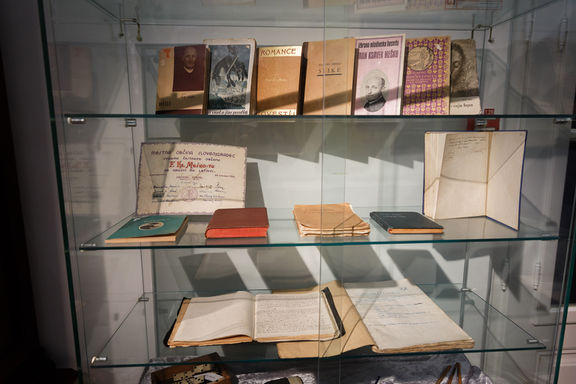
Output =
[
  {"x1": 369, "y1": 211, "x2": 443, "y2": 234},
  {"x1": 264, "y1": 377, "x2": 304, "y2": 384},
  {"x1": 150, "y1": 353, "x2": 234, "y2": 384}
]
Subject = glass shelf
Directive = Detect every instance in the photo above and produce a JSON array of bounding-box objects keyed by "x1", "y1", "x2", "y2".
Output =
[
  {"x1": 89, "y1": 283, "x2": 545, "y2": 368},
  {"x1": 65, "y1": 113, "x2": 575, "y2": 121},
  {"x1": 79, "y1": 0, "x2": 558, "y2": 30},
  {"x1": 80, "y1": 208, "x2": 559, "y2": 251}
]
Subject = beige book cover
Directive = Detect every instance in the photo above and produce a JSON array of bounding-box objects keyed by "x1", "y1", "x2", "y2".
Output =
[
  {"x1": 424, "y1": 131, "x2": 526, "y2": 229},
  {"x1": 156, "y1": 44, "x2": 209, "y2": 114},
  {"x1": 256, "y1": 45, "x2": 303, "y2": 115},
  {"x1": 302, "y1": 38, "x2": 356, "y2": 115},
  {"x1": 293, "y1": 203, "x2": 370, "y2": 236}
]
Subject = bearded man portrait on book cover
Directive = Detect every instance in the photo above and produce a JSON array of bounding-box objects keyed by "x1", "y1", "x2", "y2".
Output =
[{"x1": 172, "y1": 45, "x2": 205, "y2": 92}]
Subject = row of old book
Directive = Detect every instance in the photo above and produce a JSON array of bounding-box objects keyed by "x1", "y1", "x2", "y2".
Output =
[{"x1": 156, "y1": 35, "x2": 482, "y2": 117}]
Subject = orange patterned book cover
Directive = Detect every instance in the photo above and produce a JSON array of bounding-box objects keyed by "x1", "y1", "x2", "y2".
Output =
[{"x1": 402, "y1": 36, "x2": 451, "y2": 115}]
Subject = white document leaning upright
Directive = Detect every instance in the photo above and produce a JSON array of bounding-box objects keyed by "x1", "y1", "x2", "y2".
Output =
[{"x1": 424, "y1": 130, "x2": 526, "y2": 230}]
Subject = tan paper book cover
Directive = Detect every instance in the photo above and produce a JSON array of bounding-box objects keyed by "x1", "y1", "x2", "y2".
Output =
[
  {"x1": 256, "y1": 45, "x2": 303, "y2": 115},
  {"x1": 302, "y1": 38, "x2": 356, "y2": 115},
  {"x1": 156, "y1": 44, "x2": 209, "y2": 114}
]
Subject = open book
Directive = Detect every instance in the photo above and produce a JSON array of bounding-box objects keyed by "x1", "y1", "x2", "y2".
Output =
[
  {"x1": 424, "y1": 131, "x2": 526, "y2": 230},
  {"x1": 167, "y1": 287, "x2": 342, "y2": 347},
  {"x1": 276, "y1": 279, "x2": 474, "y2": 358}
]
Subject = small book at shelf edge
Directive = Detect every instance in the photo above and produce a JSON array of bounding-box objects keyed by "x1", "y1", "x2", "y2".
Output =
[
  {"x1": 165, "y1": 285, "x2": 343, "y2": 348},
  {"x1": 370, "y1": 211, "x2": 443, "y2": 234},
  {"x1": 105, "y1": 215, "x2": 188, "y2": 244},
  {"x1": 276, "y1": 279, "x2": 474, "y2": 358},
  {"x1": 205, "y1": 207, "x2": 269, "y2": 238}
]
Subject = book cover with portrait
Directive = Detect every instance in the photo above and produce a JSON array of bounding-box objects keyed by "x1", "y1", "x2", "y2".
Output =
[
  {"x1": 155, "y1": 44, "x2": 209, "y2": 114},
  {"x1": 204, "y1": 38, "x2": 256, "y2": 115},
  {"x1": 353, "y1": 34, "x2": 406, "y2": 115},
  {"x1": 449, "y1": 39, "x2": 481, "y2": 115},
  {"x1": 402, "y1": 36, "x2": 451, "y2": 115}
]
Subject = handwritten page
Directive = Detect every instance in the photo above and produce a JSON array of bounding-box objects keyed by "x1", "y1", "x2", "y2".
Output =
[
  {"x1": 345, "y1": 279, "x2": 473, "y2": 353},
  {"x1": 136, "y1": 142, "x2": 247, "y2": 215},
  {"x1": 172, "y1": 291, "x2": 254, "y2": 344},
  {"x1": 254, "y1": 291, "x2": 336, "y2": 341}
]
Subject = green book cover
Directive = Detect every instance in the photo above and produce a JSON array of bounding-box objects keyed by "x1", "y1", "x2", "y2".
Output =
[{"x1": 106, "y1": 215, "x2": 188, "y2": 243}]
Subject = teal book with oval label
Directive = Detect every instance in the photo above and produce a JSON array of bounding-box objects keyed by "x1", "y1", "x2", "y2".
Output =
[{"x1": 106, "y1": 215, "x2": 189, "y2": 243}]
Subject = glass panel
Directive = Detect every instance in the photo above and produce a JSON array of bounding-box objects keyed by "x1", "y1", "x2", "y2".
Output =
[{"x1": 88, "y1": 282, "x2": 544, "y2": 368}]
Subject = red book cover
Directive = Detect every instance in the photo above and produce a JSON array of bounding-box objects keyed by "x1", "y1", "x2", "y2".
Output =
[
  {"x1": 205, "y1": 207, "x2": 269, "y2": 238},
  {"x1": 402, "y1": 36, "x2": 451, "y2": 115}
]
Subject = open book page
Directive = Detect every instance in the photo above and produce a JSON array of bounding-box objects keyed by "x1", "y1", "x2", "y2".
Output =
[
  {"x1": 276, "y1": 280, "x2": 375, "y2": 358},
  {"x1": 429, "y1": 132, "x2": 489, "y2": 219},
  {"x1": 169, "y1": 291, "x2": 255, "y2": 346},
  {"x1": 423, "y1": 132, "x2": 445, "y2": 218},
  {"x1": 345, "y1": 279, "x2": 474, "y2": 353},
  {"x1": 486, "y1": 131, "x2": 526, "y2": 230},
  {"x1": 254, "y1": 291, "x2": 338, "y2": 342}
]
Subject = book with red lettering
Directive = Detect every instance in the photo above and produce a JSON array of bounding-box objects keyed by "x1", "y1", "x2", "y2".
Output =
[
  {"x1": 402, "y1": 36, "x2": 451, "y2": 115},
  {"x1": 354, "y1": 34, "x2": 406, "y2": 115},
  {"x1": 205, "y1": 207, "x2": 269, "y2": 238}
]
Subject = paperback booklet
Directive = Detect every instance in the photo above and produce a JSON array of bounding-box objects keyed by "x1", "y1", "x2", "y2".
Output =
[
  {"x1": 302, "y1": 38, "x2": 356, "y2": 115},
  {"x1": 402, "y1": 36, "x2": 451, "y2": 115},
  {"x1": 277, "y1": 279, "x2": 474, "y2": 358},
  {"x1": 205, "y1": 207, "x2": 269, "y2": 238},
  {"x1": 155, "y1": 44, "x2": 209, "y2": 114},
  {"x1": 423, "y1": 130, "x2": 527, "y2": 229},
  {"x1": 354, "y1": 34, "x2": 406, "y2": 115},
  {"x1": 105, "y1": 215, "x2": 189, "y2": 244},
  {"x1": 204, "y1": 38, "x2": 256, "y2": 115},
  {"x1": 166, "y1": 287, "x2": 342, "y2": 347},
  {"x1": 450, "y1": 39, "x2": 482, "y2": 115},
  {"x1": 370, "y1": 211, "x2": 443, "y2": 234},
  {"x1": 293, "y1": 203, "x2": 370, "y2": 237},
  {"x1": 256, "y1": 45, "x2": 304, "y2": 115},
  {"x1": 136, "y1": 142, "x2": 247, "y2": 216}
]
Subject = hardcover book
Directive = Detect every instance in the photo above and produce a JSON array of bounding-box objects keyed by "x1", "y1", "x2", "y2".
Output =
[
  {"x1": 256, "y1": 45, "x2": 303, "y2": 115},
  {"x1": 155, "y1": 44, "x2": 209, "y2": 114},
  {"x1": 105, "y1": 215, "x2": 189, "y2": 244},
  {"x1": 370, "y1": 211, "x2": 443, "y2": 234},
  {"x1": 204, "y1": 38, "x2": 256, "y2": 115},
  {"x1": 136, "y1": 142, "x2": 247, "y2": 216},
  {"x1": 424, "y1": 130, "x2": 527, "y2": 229},
  {"x1": 205, "y1": 207, "x2": 269, "y2": 238},
  {"x1": 277, "y1": 279, "x2": 474, "y2": 358},
  {"x1": 450, "y1": 39, "x2": 482, "y2": 115},
  {"x1": 302, "y1": 38, "x2": 356, "y2": 115},
  {"x1": 402, "y1": 36, "x2": 451, "y2": 115},
  {"x1": 166, "y1": 286, "x2": 342, "y2": 347},
  {"x1": 354, "y1": 34, "x2": 406, "y2": 115}
]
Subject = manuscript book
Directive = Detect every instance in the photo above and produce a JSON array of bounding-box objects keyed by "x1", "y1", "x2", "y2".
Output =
[
  {"x1": 276, "y1": 279, "x2": 474, "y2": 358},
  {"x1": 166, "y1": 286, "x2": 342, "y2": 347},
  {"x1": 424, "y1": 130, "x2": 527, "y2": 230}
]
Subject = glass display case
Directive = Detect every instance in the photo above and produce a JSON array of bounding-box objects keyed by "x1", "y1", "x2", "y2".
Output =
[{"x1": 39, "y1": 0, "x2": 576, "y2": 383}]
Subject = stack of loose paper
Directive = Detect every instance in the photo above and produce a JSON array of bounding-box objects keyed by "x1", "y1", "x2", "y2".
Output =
[{"x1": 293, "y1": 203, "x2": 370, "y2": 237}]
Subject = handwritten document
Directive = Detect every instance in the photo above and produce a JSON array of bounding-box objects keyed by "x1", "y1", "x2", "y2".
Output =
[
  {"x1": 137, "y1": 142, "x2": 247, "y2": 215},
  {"x1": 167, "y1": 288, "x2": 340, "y2": 347},
  {"x1": 345, "y1": 279, "x2": 474, "y2": 353}
]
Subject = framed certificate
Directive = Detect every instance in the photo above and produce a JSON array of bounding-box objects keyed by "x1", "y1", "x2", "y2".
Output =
[{"x1": 136, "y1": 142, "x2": 247, "y2": 215}]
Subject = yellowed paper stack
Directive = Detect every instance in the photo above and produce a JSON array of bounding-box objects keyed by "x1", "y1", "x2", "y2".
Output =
[{"x1": 293, "y1": 203, "x2": 370, "y2": 236}]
